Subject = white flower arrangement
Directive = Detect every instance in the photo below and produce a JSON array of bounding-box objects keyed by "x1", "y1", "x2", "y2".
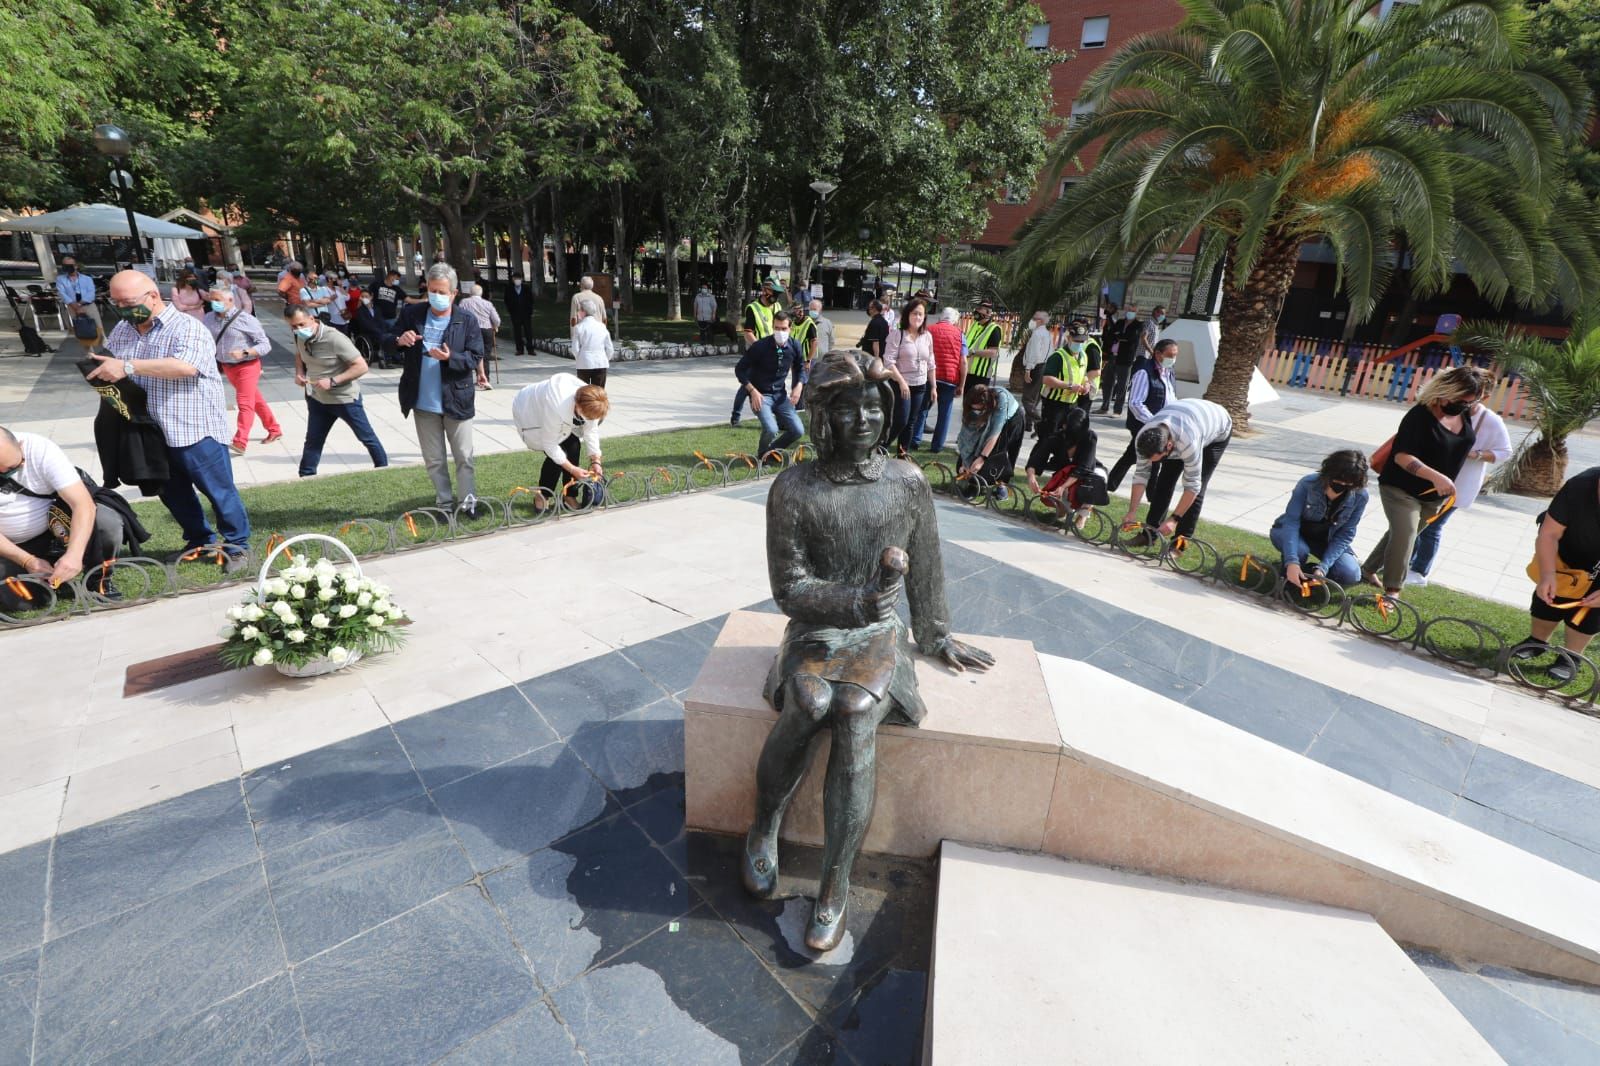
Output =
[{"x1": 219, "y1": 557, "x2": 407, "y2": 671}]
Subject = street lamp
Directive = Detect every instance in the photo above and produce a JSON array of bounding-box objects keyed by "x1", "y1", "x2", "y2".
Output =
[
  {"x1": 808, "y1": 179, "x2": 838, "y2": 304},
  {"x1": 93, "y1": 123, "x2": 145, "y2": 264}
]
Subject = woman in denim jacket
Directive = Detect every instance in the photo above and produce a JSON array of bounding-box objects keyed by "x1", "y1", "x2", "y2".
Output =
[{"x1": 1270, "y1": 450, "x2": 1370, "y2": 587}]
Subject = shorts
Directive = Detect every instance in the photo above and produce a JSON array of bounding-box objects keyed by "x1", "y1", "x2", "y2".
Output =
[{"x1": 1530, "y1": 594, "x2": 1600, "y2": 635}]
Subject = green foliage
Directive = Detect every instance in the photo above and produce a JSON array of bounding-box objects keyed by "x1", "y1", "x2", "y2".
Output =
[
  {"x1": 1461, "y1": 313, "x2": 1600, "y2": 450},
  {"x1": 1019, "y1": 0, "x2": 1598, "y2": 318},
  {"x1": 942, "y1": 250, "x2": 1066, "y2": 325},
  {"x1": 217, "y1": 557, "x2": 407, "y2": 670},
  {"x1": 1528, "y1": 0, "x2": 1600, "y2": 198}
]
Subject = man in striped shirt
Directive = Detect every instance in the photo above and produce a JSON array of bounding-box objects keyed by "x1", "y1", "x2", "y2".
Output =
[
  {"x1": 1123, "y1": 397, "x2": 1233, "y2": 542},
  {"x1": 89, "y1": 270, "x2": 252, "y2": 568}
]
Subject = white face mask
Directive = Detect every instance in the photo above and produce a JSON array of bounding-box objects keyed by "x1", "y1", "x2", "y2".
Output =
[
  {"x1": 1161, "y1": 357, "x2": 1177, "y2": 369},
  {"x1": 772, "y1": 330, "x2": 790, "y2": 345},
  {"x1": 1125, "y1": 310, "x2": 1136, "y2": 320}
]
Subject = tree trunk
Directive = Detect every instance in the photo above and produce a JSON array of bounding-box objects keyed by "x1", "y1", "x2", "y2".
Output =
[
  {"x1": 438, "y1": 203, "x2": 473, "y2": 280},
  {"x1": 662, "y1": 197, "x2": 682, "y2": 321},
  {"x1": 720, "y1": 217, "x2": 751, "y2": 337},
  {"x1": 508, "y1": 214, "x2": 523, "y2": 284},
  {"x1": 551, "y1": 187, "x2": 570, "y2": 303},
  {"x1": 526, "y1": 200, "x2": 545, "y2": 300},
  {"x1": 1511, "y1": 435, "x2": 1568, "y2": 498},
  {"x1": 418, "y1": 223, "x2": 437, "y2": 274},
  {"x1": 788, "y1": 199, "x2": 814, "y2": 305},
  {"x1": 484, "y1": 219, "x2": 498, "y2": 284},
  {"x1": 1207, "y1": 233, "x2": 1301, "y2": 432},
  {"x1": 611, "y1": 182, "x2": 633, "y2": 312}
]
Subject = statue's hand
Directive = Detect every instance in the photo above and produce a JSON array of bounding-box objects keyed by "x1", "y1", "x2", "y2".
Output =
[{"x1": 933, "y1": 636, "x2": 996, "y2": 673}]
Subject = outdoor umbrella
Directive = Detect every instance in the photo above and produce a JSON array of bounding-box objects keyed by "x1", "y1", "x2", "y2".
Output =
[{"x1": 0, "y1": 203, "x2": 203, "y2": 239}]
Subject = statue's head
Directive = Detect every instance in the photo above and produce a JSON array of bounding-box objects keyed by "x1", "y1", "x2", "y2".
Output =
[{"x1": 805, "y1": 348, "x2": 896, "y2": 465}]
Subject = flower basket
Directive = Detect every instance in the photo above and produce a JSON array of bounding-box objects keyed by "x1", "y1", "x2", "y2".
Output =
[{"x1": 217, "y1": 534, "x2": 407, "y2": 675}]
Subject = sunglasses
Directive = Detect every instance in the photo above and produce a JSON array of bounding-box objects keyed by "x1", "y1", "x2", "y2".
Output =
[{"x1": 1329, "y1": 481, "x2": 1356, "y2": 492}]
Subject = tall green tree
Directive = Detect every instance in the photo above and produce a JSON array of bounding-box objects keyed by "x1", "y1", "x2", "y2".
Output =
[
  {"x1": 1527, "y1": 0, "x2": 1600, "y2": 198},
  {"x1": 1018, "y1": 0, "x2": 1594, "y2": 429},
  {"x1": 217, "y1": 0, "x2": 635, "y2": 277}
]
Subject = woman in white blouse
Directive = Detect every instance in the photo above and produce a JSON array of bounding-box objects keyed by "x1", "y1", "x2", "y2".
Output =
[
  {"x1": 510, "y1": 372, "x2": 609, "y2": 510},
  {"x1": 882, "y1": 297, "x2": 934, "y2": 452}
]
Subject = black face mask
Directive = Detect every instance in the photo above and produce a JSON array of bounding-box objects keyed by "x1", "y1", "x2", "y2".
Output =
[{"x1": 1440, "y1": 400, "x2": 1470, "y2": 416}]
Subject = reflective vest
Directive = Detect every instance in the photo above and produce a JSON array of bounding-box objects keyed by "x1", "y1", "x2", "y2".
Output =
[
  {"x1": 964, "y1": 320, "x2": 1002, "y2": 378},
  {"x1": 745, "y1": 299, "x2": 776, "y2": 339},
  {"x1": 1042, "y1": 346, "x2": 1087, "y2": 402},
  {"x1": 790, "y1": 315, "x2": 815, "y2": 354}
]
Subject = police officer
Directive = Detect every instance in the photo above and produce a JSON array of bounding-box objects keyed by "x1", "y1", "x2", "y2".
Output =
[
  {"x1": 1068, "y1": 317, "x2": 1103, "y2": 413},
  {"x1": 1037, "y1": 323, "x2": 1095, "y2": 439},
  {"x1": 963, "y1": 301, "x2": 1003, "y2": 389}
]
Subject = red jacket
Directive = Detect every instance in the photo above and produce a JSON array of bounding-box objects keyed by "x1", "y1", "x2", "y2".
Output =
[{"x1": 928, "y1": 320, "x2": 964, "y2": 384}]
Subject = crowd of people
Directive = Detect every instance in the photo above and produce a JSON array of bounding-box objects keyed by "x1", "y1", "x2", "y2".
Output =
[{"x1": 7, "y1": 263, "x2": 1600, "y2": 686}]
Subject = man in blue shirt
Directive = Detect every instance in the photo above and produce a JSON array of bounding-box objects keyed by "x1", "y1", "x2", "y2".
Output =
[
  {"x1": 55, "y1": 257, "x2": 101, "y2": 341},
  {"x1": 735, "y1": 309, "x2": 806, "y2": 458}
]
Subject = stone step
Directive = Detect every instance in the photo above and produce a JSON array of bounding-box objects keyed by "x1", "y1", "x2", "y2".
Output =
[{"x1": 926, "y1": 843, "x2": 1501, "y2": 1065}]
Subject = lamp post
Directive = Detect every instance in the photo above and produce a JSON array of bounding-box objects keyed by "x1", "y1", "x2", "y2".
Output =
[
  {"x1": 93, "y1": 124, "x2": 145, "y2": 264},
  {"x1": 808, "y1": 179, "x2": 837, "y2": 305}
]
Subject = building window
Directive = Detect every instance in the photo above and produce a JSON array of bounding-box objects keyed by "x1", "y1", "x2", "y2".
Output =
[
  {"x1": 1069, "y1": 100, "x2": 1097, "y2": 127},
  {"x1": 1001, "y1": 179, "x2": 1031, "y2": 205},
  {"x1": 1026, "y1": 23, "x2": 1050, "y2": 50},
  {"x1": 1081, "y1": 16, "x2": 1109, "y2": 48},
  {"x1": 1059, "y1": 178, "x2": 1080, "y2": 198}
]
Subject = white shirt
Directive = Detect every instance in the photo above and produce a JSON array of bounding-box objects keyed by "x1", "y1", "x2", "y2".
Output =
[
  {"x1": 0, "y1": 432, "x2": 79, "y2": 542},
  {"x1": 572, "y1": 315, "x2": 614, "y2": 369},
  {"x1": 1022, "y1": 323, "x2": 1053, "y2": 371},
  {"x1": 512, "y1": 374, "x2": 603, "y2": 465},
  {"x1": 1132, "y1": 398, "x2": 1234, "y2": 493},
  {"x1": 1455, "y1": 405, "x2": 1513, "y2": 510}
]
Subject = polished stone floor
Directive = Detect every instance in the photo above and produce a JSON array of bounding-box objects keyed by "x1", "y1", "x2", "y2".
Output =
[{"x1": 6, "y1": 492, "x2": 1600, "y2": 1063}]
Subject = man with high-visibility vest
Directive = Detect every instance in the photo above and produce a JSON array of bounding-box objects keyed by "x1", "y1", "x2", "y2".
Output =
[
  {"x1": 1068, "y1": 317, "x2": 1103, "y2": 413},
  {"x1": 963, "y1": 301, "x2": 1003, "y2": 389},
  {"x1": 732, "y1": 281, "x2": 782, "y2": 426},
  {"x1": 1038, "y1": 322, "x2": 1098, "y2": 438}
]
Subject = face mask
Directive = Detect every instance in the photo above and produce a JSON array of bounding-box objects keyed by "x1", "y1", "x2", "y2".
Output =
[
  {"x1": 64, "y1": 266, "x2": 77, "y2": 275},
  {"x1": 1155, "y1": 315, "x2": 1166, "y2": 324},
  {"x1": 808, "y1": 309, "x2": 820, "y2": 320},
  {"x1": 1125, "y1": 310, "x2": 1136, "y2": 320},
  {"x1": 1068, "y1": 342, "x2": 1084, "y2": 353},
  {"x1": 294, "y1": 325, "x2": 317, "y2": 340},
  {"x1": 209, "y1": 300, "x2": 226, "y2": 313},
  {"x1": 1161, "y1": 357, "x2": 1177, "y2": 369},
  {"x1": 361, "y1": 298, "x2": 372, "y2": 307},
  {"x1": 115, "y1": 302, "x2": 152, "y2": 325},
  {"x1": 772, "y1": 330, "x2": 790, "y2": 345},
  {"x1": 1440, "y1": 400, "x2": 1469, "y2": 416},
  {"x1": 428, "y1": 292, "x2": 453, "y2": 312}
]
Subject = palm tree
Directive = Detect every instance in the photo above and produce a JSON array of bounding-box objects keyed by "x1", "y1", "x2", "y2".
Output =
[
  {"x1": 1017, "y1": 0, "x2": 1594, "y2": 430},
  {"x1": 941, "y1": 251, "x2": 1066, "y2": 323},
  {"x1": 1461, "y1": 315, "x2": 1600, "y2": 496}
]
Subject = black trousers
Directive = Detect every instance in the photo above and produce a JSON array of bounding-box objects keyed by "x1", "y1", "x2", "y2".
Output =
[
  {"x1": 1107, "y1": 414, "x2": 1145, "y2": 491},
  {"x1": 511, "y1": 312, "x2": 532, "y2": 353},
  {"x1": 1142, "y1": 436, "x2": 1230, "y2": 538},
  {"x1": 577, "y1": 367, "x2": 607, "y2": 388},
  {"x1": 538, "y1": 434, "x2": 581, "y2": 494},
  {"x1": 0, "y1": 508, "x2": 124, "y2": 609},
  {"x1": 1099, "y1": 360, "x2": 1132, "y2": 413},
  {"x1": 1039, "y1": 398, "x2": 1074, "y2": 440}
]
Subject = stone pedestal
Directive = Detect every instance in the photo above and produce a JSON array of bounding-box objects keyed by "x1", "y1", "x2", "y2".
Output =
[{"x1": 683, "y1": 611, "x2": 1059, "y2": 857}]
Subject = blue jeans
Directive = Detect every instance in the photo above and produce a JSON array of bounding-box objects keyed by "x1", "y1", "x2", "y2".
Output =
[
  {"x1": 1270, "y1": 525, "x2": 1360, "y2": 586},
  {"x1": 731, "y1": 387, "x2": 749, "y2": 421},
  {"x1": 930, "y1": 380, "x2": 958, "y2": 452},
  {"x1": 754, "y1": 390, "x2": 804, "y2": 457},
  {"x1": 300, "y1": 395, "x2": 389, "y2": 476},
  {"x1": 896, "y1": 383, "x2": 929, "y2": 451},
  {"x1": 161, "y1": 437, "x2": 251, "y2": 553},
  {"x1": 1410, "y1": 503, "x2": 1454, "y2": 576}
]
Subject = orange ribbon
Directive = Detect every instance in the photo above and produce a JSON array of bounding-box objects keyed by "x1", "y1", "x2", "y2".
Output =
[
  {"x1": 1550, "y1": 600, "x2": 1593, "y2": 627},
  {"x1": 403, "y1": 513, "x2": 419, "y2": 538},
  {"x1": 4, "y1": 576, "x2": 32, "y2": 602}
]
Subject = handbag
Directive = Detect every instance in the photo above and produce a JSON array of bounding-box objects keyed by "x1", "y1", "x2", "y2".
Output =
[
  {"x1": 73, "y1": 314, "x2": 98, "y2": 341},
  {"x1": 1526, "y1": 553, "x2": 1600, "y2": 600},
  {"x1": 1370, "y1": 435, "x2": 1395, "y2": 474}
]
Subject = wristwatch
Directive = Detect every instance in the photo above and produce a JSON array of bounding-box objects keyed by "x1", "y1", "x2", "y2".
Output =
[{"x1": 123, "y1": 360, "x2": 136, "y2": 378}]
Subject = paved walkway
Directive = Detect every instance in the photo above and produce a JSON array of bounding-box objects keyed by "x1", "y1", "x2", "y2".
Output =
[{"x1": 3, "y1": 484, "x2": 1600, "y2": 1062}]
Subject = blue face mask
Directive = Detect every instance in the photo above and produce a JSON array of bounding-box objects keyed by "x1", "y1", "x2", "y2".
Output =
[
  {"x1": 209, "y1": 300, "x2": 226, "y2": 313},
  {"x1": 428, "y1": 292, "x2": 453, "y2": 312},
  {"x1": 294, "y1": 325, "x2": 317, "y2": 340}
]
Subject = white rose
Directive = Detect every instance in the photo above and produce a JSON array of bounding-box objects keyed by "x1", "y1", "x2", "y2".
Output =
[
  {"x1": 357, "y1": 592, "x2": 373, "y2": 608},
  {"x1": 328, "y1": 646, "x2": 349, "y2": 663},
  {"x1": 220, "y1": 625, "x2": 236, "y2": 639},
  {"x1": 311, "y1": 613, "x2": 331, "y2": 629},
  {"x1": 338, "y1": 604, "x2": 358, "y2": 618},
  {"x1": 373, "y1": 599, "x2": 391, "y2": 615},
  {"x1": 287, "y1": 629, "x2": 306, "y2": 643},
  {"x1": 226, "y1": 605, "x2": 243, "y2": 621},
  {"x1": 370, "y1": 583, "x2": 390, "y2": 599},
  {"x1": 317, "y1": 587, "x2": 335, "y2": 601},
  {"x1": 267, "y1": 578, "x2": 289, "y2": 596},
  {"x1": 240, "y1": 625, "x2": 260, "y2": 641},
  {"x1": 272, "y1": 601, "x2": 294, "y2": 618},
  {"x1": 386, "y1": 607, "x2": 403, "y2": 620},
  {"x1": 314, "y1": 557, "x2": 336, "y2": 574},
  {"x1": 245, "y1": 604, "x2": 265, "y2": 621},
  {"x1": 367, "y1": 614, "x2": 386, "y2": 627},
  {"x1": 290, "y1": 585, "x2": 306, "y2": 599},
  {"x1": 252, "y1": 647, "x2": 274, "y2": 666},
  {"x1": 283, "y1": 610, "x2": 299, "y2": 625}
]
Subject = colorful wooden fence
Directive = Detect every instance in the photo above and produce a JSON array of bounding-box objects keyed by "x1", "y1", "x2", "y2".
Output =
[{"x1": 1257, "y1": 337, "x2": 1530, "y2": 420}]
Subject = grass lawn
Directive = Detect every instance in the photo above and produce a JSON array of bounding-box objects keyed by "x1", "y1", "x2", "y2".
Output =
[{"x1": 34, "y1": 422, "x2": 1577, "y2": 695}]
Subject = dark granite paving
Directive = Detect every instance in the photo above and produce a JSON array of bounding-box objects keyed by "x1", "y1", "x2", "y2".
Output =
[{"x1": 5, "y1": 491, "x2": 1600, "y2": 1062}]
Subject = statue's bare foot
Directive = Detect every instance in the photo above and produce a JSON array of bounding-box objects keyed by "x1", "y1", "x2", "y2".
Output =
[
  {"x1": 805, "y1": 895, "x2": 848, "y2": 952},
  {"x1": 741, "y1": 826, "x2": 779, "y2": 898}
]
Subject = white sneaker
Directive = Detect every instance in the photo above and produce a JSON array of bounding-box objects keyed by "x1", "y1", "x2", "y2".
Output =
[{"x1": 1404, "y1": 570, "x2": 1429, "y2": 587}]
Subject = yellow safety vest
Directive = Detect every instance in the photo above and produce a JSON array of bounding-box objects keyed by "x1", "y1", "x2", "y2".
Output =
[
  {"x1": 1042, "y1": 346, "x2": 1087, "y2": 402},
  {"x1": 964, "y1": 320, "x2": 1002, "y2": 378},
  {"x1": 790, "y1": 315, "x2": 814, "y2": 352},
  {"x1": 746, "y1": 299, "x2": 776, "y2": 339}
]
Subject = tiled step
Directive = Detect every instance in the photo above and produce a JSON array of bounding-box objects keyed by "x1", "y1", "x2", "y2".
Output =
[{"x1": 926, "y1": 843, "x2": 1501, "y2": 1065}]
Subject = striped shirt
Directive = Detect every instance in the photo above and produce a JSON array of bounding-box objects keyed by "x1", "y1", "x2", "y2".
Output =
[
  {"x1": 1132, "y1": 398, "x2": 1233, "y2": 493},
  {"x1": 105, "y1": 303, "x2": 229, "y2": 448}
]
